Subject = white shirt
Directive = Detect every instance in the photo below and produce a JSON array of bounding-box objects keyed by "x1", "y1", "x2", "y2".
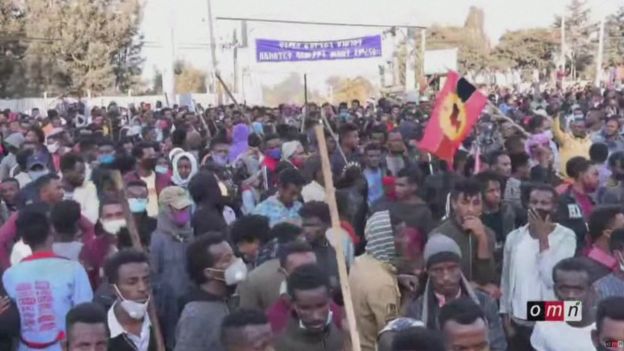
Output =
[
  {"x1": 302, "y1": 181, "x2": 326, "y2": 203},
  {"x1": 500, "y1": 224, "x2": 576, "y2": 320},
  {"x1": 530, "y1": 322, "x2": 595, "y2": 351},
  {"x1": 141, "y1": 173, "x2": 158, "y2": 218},
  {"x1": 10, "y1": 240, "x2": 31, "y2": 266},
  {"x1": 108, "y1": 303, "x2": 151, "y2": 351},
  {"x1": 64, "y1": 181, "x2": 99, "y2": 224}
]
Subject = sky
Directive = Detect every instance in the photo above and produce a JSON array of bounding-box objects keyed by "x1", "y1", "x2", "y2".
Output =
[{"x1": 140, "y1": 0, "x2": 621, "y2": 102}]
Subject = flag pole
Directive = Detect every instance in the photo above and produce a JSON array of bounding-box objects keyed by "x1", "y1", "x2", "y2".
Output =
[{"x1": 314, "y1": 125, "x2": 361, "y2": 351}]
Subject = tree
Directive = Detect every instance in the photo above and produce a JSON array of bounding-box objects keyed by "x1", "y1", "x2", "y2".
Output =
[
  {"x1": 605, "y1": 6, "x2": 624, "y2": 66},
  {"x1": 262, "y1": 72, "x2": 324, "y2": 106},
  {"x1": 554, "y1": 0, "x2": 597, "y2": 79},
  {"x1": 426, "y1": 7, "x2": 491, "y2": 74},
  {"x1": 492, "y1": 29, "x2": 558, "y2": 70},
  {"x1": 326, "y1": 76, "x2": 375, "y2": 104},
  {"x1": 174, "y1": 61, "x2": 207, "y2": 93},
  {"x1": 0, "y1": 0, "x2": 143, "y2": 97}
]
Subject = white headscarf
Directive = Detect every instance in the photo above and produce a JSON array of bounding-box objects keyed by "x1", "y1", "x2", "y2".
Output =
[{"x1": 171, "y1": 152, "x2": 198, "y2": 187}]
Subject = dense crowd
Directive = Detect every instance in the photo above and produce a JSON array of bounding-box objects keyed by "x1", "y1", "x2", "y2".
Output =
[{"x1": 0, "y1": 84, "x2": 624, "y2": 351}]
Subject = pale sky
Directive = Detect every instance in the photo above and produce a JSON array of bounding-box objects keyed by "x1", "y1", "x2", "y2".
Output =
[{"x1": 140, "y1": 0, "x2": 621, "y2": 102}]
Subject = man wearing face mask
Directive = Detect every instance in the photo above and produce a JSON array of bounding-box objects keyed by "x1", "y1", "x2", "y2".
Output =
[
  {"x1": 175, "y1": 233, "x2": 248, "y2": 351},
  {"x1": 202, "y1": 134, "x2": 231, "y2": 168},
  {"x1": 126, "y1": 180, "x2": 157, "y2": 247},
  {"x1": 558, "y1": 156, "x2": 599, "y2": 252},
  {"x1": 149, "y1": 186, "x2": 194, "y2": 349},
  {"x1": 274, "y1": 264, "x2": 344, "y2": 351},
  {"x1": 102, "y1": 249, "x2": 155, "y2": 351},
  {"x1": 125, "y1": 142, "x2": 172, "y2": 218}
]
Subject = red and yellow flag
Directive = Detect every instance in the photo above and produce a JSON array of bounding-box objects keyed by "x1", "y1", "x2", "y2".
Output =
[{"x1": 418, "y1": 71, "x2": 487, "y2": 166}]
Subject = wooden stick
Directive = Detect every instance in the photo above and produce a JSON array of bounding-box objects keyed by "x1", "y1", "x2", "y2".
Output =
[
  {"x1": 314, "y1": 125, "x2": 361, "y2": 351},
  {"x1": 111, "y1": 171, "x2": 167, "y2": 351},
  {"x1": 320, "y1": 113, "x2": 348, "y2": 164},
  {"x1": 487, "y1": 101, "x2": 529, "y2": 137},
  {"x1": 215, "y1": 72, "x2": 241, "y2": 111}
]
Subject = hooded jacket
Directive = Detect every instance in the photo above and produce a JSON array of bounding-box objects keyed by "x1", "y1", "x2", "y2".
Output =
[
  {"x1": 149, "y1": 207, "x2": 194, "y2": 349},
  {"x1": 188, "y1": 171, "x2": 227, "y2": 236},
  {"x1": 405, "y1": 273, "x2": 507, "y2": 351},
  {"x1": 228, "y1": 124, "x2": 250, "y2": 163}
]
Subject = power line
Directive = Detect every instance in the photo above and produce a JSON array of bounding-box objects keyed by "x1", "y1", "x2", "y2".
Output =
[{"x1": 216, "y1": 16, "x2": 426, "y2": 29}]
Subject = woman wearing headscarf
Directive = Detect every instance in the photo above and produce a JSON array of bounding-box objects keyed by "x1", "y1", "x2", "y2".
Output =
[
  {"x1": 280, "y1": 140, "x2": 306, "y2": 169},
  {"x1": 171, "y1": 152, "x2": 198, "y2": 188}
]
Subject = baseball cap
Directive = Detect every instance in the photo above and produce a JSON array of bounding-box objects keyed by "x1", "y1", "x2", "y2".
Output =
[
  {"x1": 158, "y1": 186, "x2": 192, "y2": 210},
  {"x1": 26, "y1": 154, "x2": 47, "y2": 170}
]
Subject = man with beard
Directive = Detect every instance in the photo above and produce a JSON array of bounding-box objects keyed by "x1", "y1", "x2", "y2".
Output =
[
  {"x1": 500, "y1": 184, "x2": 576, "y2": 351},
  {"x1": 125, "y1": 142, "x2": 172, "y2": 218},
  {"x1": 558, "y1": 156, "x2": 599, "y2": 252},
  {"x1": 60, "y1": 153, "x2": 99, "y2": 223}
]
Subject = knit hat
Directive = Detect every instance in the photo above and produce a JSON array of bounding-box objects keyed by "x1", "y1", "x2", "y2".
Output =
[{"x1": 423, "y1": 234, "x2": 462, "y2": 268}]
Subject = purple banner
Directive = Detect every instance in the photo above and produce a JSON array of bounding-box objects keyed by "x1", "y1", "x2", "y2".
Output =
[{"x1": 255, "y1": 35, "x2": 382, "y2": 63}]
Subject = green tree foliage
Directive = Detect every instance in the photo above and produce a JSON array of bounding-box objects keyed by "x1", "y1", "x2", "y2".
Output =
[
  {"x1": 174, "y1": 61, "x2": 207, "y2": 94},
  {"x1": 0, "y1": 0, "x2": 143, "y2": 97},
  {"x1": 492, "y1": 29, "x2": 559, "y2": 70},
  {"x1": 553, "y1": 0, "x2": 597, "y2": 79},
  {"x1": 426, "y1": 7, "x2": 491, "y2": 74},
  {"x1": 605, "y1": 6, "x2": 624, "y2": 66}
]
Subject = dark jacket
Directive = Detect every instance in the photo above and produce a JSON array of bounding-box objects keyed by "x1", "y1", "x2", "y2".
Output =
[
  {"x1": 404, "y1": 274, "x2": 507, "y2": 351},
  {"x1": 275, "y1": 315, "x2": 344, "y2": 351},
  {"x1": 429, "y1": 219, "x2": 498, "y2": 285},
  {"x1": 557, "y1": 187, "x2": 591, "y2": 253},
  {"x1": 174, "y1": 288, "x2": 230, "y2": 351},
  {"x1": 0, "y1": 281, "x2": 19, "y2": 351},
  {"x1": 108, "y1": 329, "x2": 157, "y2": 351},
  {"x1": 188, "y1": 171, "x2": 227, "y2": 236}
]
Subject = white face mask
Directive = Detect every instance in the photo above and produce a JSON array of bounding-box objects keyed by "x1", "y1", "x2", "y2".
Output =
[
  {"x1": 224, "y1": 258, "x2": 248, "y2": 286},
  {"x1": 46, "y1": 142, "x2": 59, "y2": 154},
  {"x1": 113, "y1": 285, "x2": 149, "y2": 320},
  {"x1": 101, "y1": 219, "x2": 127, "y2": 235}
]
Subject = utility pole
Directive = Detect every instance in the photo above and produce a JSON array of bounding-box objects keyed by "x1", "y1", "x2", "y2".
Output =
[
  {"x1": 595, "y1": 16, "x2": 606, "y2": 87},
  {"x1": 163, "y1": 0, "x2": 176, "y2": 106},
  {"x1": 560, "y1": 13, "x2": 566, "y2": 87},
  {"x1": 206, "y1": 0, "x2": 223, "y2": 105}
]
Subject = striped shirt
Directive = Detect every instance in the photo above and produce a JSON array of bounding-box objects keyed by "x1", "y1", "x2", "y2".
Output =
[{"x1": 593, "y1": 273, "x2": 624, "y2": 300}]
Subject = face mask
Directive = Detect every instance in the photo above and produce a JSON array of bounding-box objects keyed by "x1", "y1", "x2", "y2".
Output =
[
  {"x1": 266, "y1": 149, "x2": 281, "y2": 160},
  {"x1": 292, "y1": 157, "x2": 305, "y2": 168},
  {"x1": 155, "y1": 165, "x2": 169, "y2": 174},
  {"x1": 46, "y1": 143, "x2": 59, "y2": 154},
  {"x1": 171, "y1": 208, "x2": 191, "y2": 226},
  {"x1": 99, "y1": 154, "x2": 115, "y2": 165},
  {"x1": 128, "y1": 198, "x2": 148, "y2": 213},
  {"x1": 215, "y1": 258, "x2": 248, "y2": 286},
  {"x1": 299, "y1": 310, "x2": 333, "y2": 331},
  {"x1": 212, "y1": 154, "x2": 228, "y2": 167},
  {"x1": 113, "y1": 285, "x2": 149, "y2": 320},
  {"x1": 101, "y1": 219, "x2": 127, "y2": 235},
  {"x1": 28, "y1": 169, "x2": 48, "y2": 181}
]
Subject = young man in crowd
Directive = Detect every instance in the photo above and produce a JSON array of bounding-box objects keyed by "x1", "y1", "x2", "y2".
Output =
[
  {"x1": 430, "y1": 178, "x2": 498, "y2": 292},
  {"x1": 504, "y1": 152, "x2": 530, "y2": 211},
  {"x1": 331, "y1": 123, "x2": 360, "y2": 176},
  {"x1": 274, "y1": 264, "x2": 344, "y2": 351},
  {"x1": 558, "y1": 156, "x2": 600, "y2": 251},
  {"x1": 583, "y1": 205, "x2": 624, "y2": 281},
  {"x1": 530, "y1": 258, "x2": 596, "y2": 350},
  {"x1": 488, "y1": 150, "x2": 512, "y2": 180},
  {"x1": 220, "y1": 309, "x2": 274, "y2": 351},
  {"x1": 126, "y1": 180, "x2": 157, "y2": 247},
  {"x1": 64, "y1": 302, "x2": 109, "y2": 351},
  {"x1": 405, "y1": 234, "x2": 507, "y2": 351},
  {"x1": 439, "y1": 298, "x2": 491, "y2": 351},
  {"x1": 363, "y1": 143, "x2": 385, "y2": 205},
  {"x1": 500, "y1": 183, "x2": 576, "y2": 351},
  {"x1": 60, "y1": 153, "x2": 99, "y2": 223},
  {"x1": 594, "y1": 229, "x2": 624, "y2": 300},
  {"x1": 552, "y1": 112, "x2": 592, "y2": 175},
  {"x1": 0, "y1": 178, "x2": 19, "y2": 224},
  {"x1": 592, "y1": 296, "x2": 624, "y2": 351},
  {"x1": 387, "y1": 326, "x2": 445, "y2": 351},
  {"x1": 3, "y1": 207, "x2": 93, "y2": 350},
  {"x1": 229, "y1": 214, "x2": 271, "y2": 266},
  {"x1": 475, "y1": 171, "x2": 517, "y2": 264},
  {"x1": 253, "y1": 168, "x2": 305, "y2": 227},
  {"x1": 103, "y1": 249, "x2": 154, "y2": 351},
  {"x1": 176, "y1": 233, "x2": 247, "y2": 351},
  {"x1": 51, "y1": 200, "x2": 84, "y2": 261},
  {"x1": 125, "y1": 142, "x2": 172, "y2": 217},
  {"x1": 385, "y1": 167, "x2": 435, "y2": 238},
  {"x1": 149, "y1": 186, "x2": 195, "y2": 348}
]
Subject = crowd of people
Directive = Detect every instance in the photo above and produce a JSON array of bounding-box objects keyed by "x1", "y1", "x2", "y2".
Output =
[{"x1": 1, "y1": 84, "x2": 624, "y2": 351}]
